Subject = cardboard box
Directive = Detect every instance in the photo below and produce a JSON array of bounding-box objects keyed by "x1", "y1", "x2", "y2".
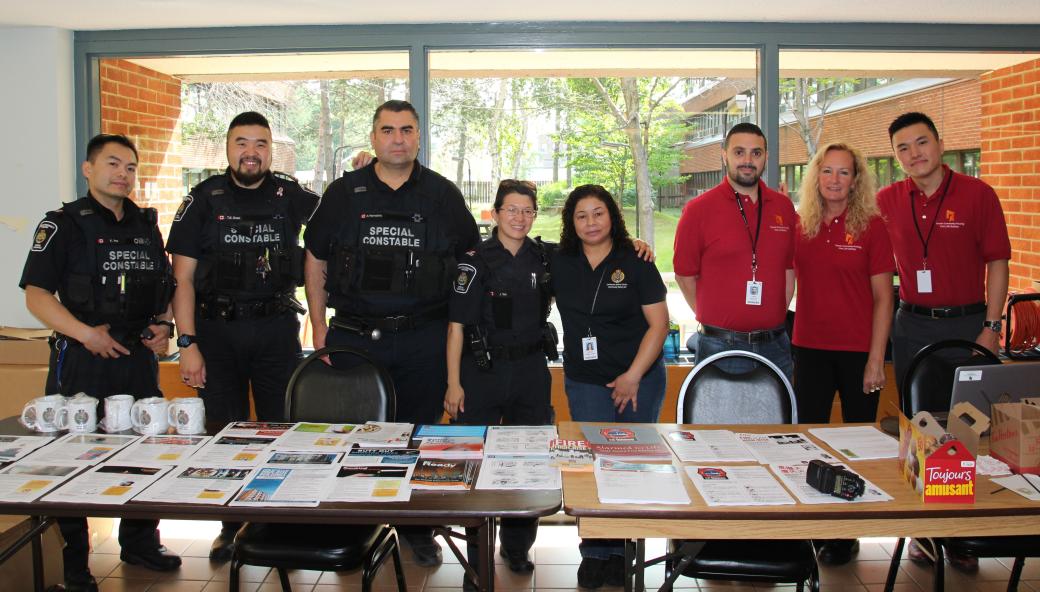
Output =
[
  {"x1": 897, "y1": 403, "x2": 988, "y2": 503},
  {"x1": 989, "y1": 397, "x2": 1040, "y2": 474},
  {"x1": 0, "y1": 516, "x2": 64, "y2": 592},
  {"x1": 0, "y1": 327, "x2": 51, "y2": 366}
]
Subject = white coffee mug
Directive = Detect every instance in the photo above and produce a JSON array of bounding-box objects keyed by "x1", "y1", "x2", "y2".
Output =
[
  {"x1": 20, "y1": 395, "x2": 66, "y2": 432},
  {"x1": 103, "y1": 394, "x2": 135, "y2": 432},
  {"x1": 131, "y1": 397, "x2": 169, "y2": 435},
  {"x1": 58, "y1": 393, "x2": 99, "y2": 433},
  {"x1": 167, "y1": 397, "x2": 205, "y2": 435}
]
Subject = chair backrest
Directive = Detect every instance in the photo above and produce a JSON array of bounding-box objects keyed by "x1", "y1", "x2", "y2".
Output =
[
  {"x1": 284, "y1": 346, "x2": 396, "y2": 423},
  {"x1": 676, "y1": 350, "x2": 796, "y2": 425},
  {"x1": 900, "y1": 339, "x2": 1001, "y2": 417}
]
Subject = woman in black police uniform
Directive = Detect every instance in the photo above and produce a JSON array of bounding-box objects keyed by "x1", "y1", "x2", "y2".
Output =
[
  {"x1": 445, "y1": 180, "x2": 553, "y2": 588},
  {"x1": 550, "y1": 184, "x2": 669, "y2": 589}
]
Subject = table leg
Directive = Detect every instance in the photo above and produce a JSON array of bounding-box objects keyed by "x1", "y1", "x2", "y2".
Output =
[
  {"x1": 478, "y1": 518, "x2": 495, "y2": 592},
  {"x1": 624, "y1": 538, "x2": 646, "y2": 592},
  {"x1": 30, "y1": 516, "x2": 44, "y2": 592}
]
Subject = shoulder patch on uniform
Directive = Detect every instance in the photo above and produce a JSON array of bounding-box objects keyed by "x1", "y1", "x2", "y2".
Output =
[
  {"x1": 31, "y1": 220, "x2": 58, "y2": 252},
  {"x1": 173, "y1": 195, "x2": 193, "y2": 222},
  {"x1": 454, "y1": 263, "x2": 477, "y2": 294},
  {"x1": 353, "y1": 186, "x2": 368, "y2": 193}
]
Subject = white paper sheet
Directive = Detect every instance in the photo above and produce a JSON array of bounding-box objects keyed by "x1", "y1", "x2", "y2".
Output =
[
  {"x1": 134, "y1": 465, "x2": 256, "y2": 505},
  {"x1": 272, "y1": 423, "x2": 359, "y2": 452},
  {"x1": 684, "y1": 465, "x2": 796, "y2": 506},
  {"x1": 737, "y1": 433, "x2": 839, "y2": 464},
  {"x1": 324, "y1": 463, "x2": 415, "y2": 502},
  {"x1": 0, "y1": 461, "x2": 84, "y2": 502},
  {"x1": 808, "y1": 426, "x2": 898, "y2": 460},
  {"x1": 23, "y1": 433, "x2": 139, "y2": 465},
  {"x1": 109, "y1": 434, "x2": 211, "y2": 465},
  {"x1": 0, "y1": 435, "x2": 56, "y2": 462},
  {"x1": 475, "y1": 454, "x2": 561, "y2": 490},
  {"x1": 770, "y1": 462, "x2": 892, "y2": 504},
  {"x1": 41, "y1": 463, "x2": 170, "y2": 504},
  {"x1": 483, "y1": 426, "x2": 558, "y2": 456},
  {"x1": 659, "y1": 429, "x2": 757, "y2": 462},
  {"x1": 349, "y1": 422, "x2": 414, "y2": 448},
  {"x1": 229, "y1": 466, "x2": 337, "y2": 507},
  {"x1": 991, "y1": 474, "x2": 1040, "y2": 501},
  {"x1": 191, "y1": 435, "x2": 276, "y2": 466},
  {"x1": 593, "y1": 458, "x2": 690, "y2": 504}
]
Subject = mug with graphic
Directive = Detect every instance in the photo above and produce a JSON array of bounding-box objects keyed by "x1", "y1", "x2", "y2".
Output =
[
  {"x1": 167, "y1": 397, "x2": 205, "y2": 434},
  {"x1": 20, "y1": 395, "x2": 66, "y2": 432},
  {"x1": 131, "y1": 397, "x2": 169, "y2": 435},
  {"x1": 58, "y1": 393, "x2": 99, "y2": 433}
]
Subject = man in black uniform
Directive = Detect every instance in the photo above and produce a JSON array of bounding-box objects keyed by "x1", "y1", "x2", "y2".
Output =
[
  {"x1": 167, "y1": 111, "x2": 318, "y2": 561},
  {"x1": 304, "y1": 99, "x2": 480, "y2": 566},
  {"x1": 20, "y1": 134, "x2": 181, "y2": 592}
]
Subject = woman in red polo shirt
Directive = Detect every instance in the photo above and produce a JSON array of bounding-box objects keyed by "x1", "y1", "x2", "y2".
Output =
[{"x1": 792, "y1": 142, "x2": 895, "y2": 564}]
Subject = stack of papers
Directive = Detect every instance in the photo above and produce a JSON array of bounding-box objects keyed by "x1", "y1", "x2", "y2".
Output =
[
  {"x1": 349, "y1": 422, "x2": 414, "y2": 448},
  {"x1": 415, "y1": 425, "x2": 487, "y2": 459},
  {"x1": 410, "y1": 458, "x2": 479, "y2": 490},
  {"x1": 594, "y1": 458, "x2": 690, "y2": 504},
  {"x1": 659, "y1": 429, "x2": 757, "y2": 462},
  {"x1": 549, "y1": 439, "x2": 594, "y2": 471},
  {"x1": 582, "y1": 424, "x2": 672, "y2": 461},
  {"x1": 808, "y1": 426, "x2": 898, "y2": 460},
  {"x1": 684, "y1": 465, "x2": 795, "y2": 506}
]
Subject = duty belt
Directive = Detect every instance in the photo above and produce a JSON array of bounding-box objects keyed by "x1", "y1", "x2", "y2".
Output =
[
  {"x1": 486, "y1": 340, "x2": 544, "y2": 361},
  {"x1": 899, "y1": 302, "x2": 986, "y2": 319},
  {"x1": 199, "y1": 297, "x2": 291, "y2": 321},
  {"x1": 331, "y1": 304, "x2": 448, "y2": 336},
  {"x1": 52, "y1": 325, "x2": 147, "y2": 352},
  {"x1": 699, "y1": 324, "x2": 786, "y2": 344}
]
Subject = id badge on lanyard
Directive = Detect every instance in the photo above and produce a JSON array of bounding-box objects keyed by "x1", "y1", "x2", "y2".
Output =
[
  {"x1": 735, "y1": 191, "x2": 764, "y2": 306},
  {"x1": 583, "y1": 266, "x2": 609, "y2": 361},
  {"x1": 910, "y1": 174, "x2": 952, "y2": 296}
]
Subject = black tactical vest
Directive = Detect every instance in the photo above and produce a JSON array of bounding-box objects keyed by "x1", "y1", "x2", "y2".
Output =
[
  {"x1": 58, "y1": 197, "x2": 172, "y2": 329},
  {"x1": 471, "y1": 236, "x2": 553, "y2": 338},
  {"x1": 193, "y1": 174, "x2": 304, "y2": 301},
  {"x1": 324, "y1": 168, "x2": 457, "y2": 315}
]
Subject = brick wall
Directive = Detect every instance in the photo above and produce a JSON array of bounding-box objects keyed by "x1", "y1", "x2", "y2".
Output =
[
  {"x1": 980, "y1": 58, "x2": 1040, "y2": 291},
  {"x1": 99, "y1": 59, "x2": 183, "y2": 233},
  {"x1": 682, "y1": 79, "x2": 980, "y2": 174}
]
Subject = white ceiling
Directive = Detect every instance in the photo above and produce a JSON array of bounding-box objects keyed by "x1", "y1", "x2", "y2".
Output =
[{"x1": 2, "y1": 0, "x2": 1040, "y2": 30}]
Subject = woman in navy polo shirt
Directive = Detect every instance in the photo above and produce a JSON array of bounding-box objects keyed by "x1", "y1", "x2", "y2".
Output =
[
  {"x1": 793, "y1": 142, "x2": 895, "y2": 565},
  {"x1": 550, "y1": 184, "x2": 669, "y2": 588}
]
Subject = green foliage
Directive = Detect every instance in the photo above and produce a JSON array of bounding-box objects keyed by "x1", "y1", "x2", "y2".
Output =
[{"x1": 538, "y1": 181, "x2": 569, "y2": 209}]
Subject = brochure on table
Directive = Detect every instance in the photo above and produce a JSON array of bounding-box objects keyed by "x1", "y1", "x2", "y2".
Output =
[
  {"x1": 582, "y1": 424, "x2": 672, "y2": 461},
  {"x1": 414, "y1": 424, "x2": 487, "y2": 439},
  {"x1": 0, "y1": 435, "x2": 56, "y2": 462},
  {"x1": 593, "y1": 458, "x2": 690, "y2": 504},
  {"x1": 109, "y1": 434, "x2": 211, "y2": 465},
  {"x1": 272, "y1": 423, "x2": 359, "y2": 452},
  {"x1": 684, "y1": 465, "x2": 796, "y2": 506},
  {"x1": 0, "y1": 461, "x2": 84, "y2": 502},
  {"x1": 349, "y1": 422, "x2": 414, "y2": 448},
  {"x1": 230, "y1": 466, "x2": 337, "y2": 507},
  {"x1": 475, "y1": 454, "x2": 561, "y2": 490},
  {"x1": 770, "y1": 462, "x2": 892, "y2": 504},
  {"x1": 262, "y1": 451, "x2": 343, "y2": 466},
  {"x1": 325, "y1": 462, "x2": 416, "y2": 502},
  {"x1": 23, "y1": 433, "x2": 139, "y2": 465},
  {"x1": 659, "y1": 428, "x2": 757, "y2": 462},
  {"x1": 217, "y1": 422, "x2": 296, "y2": 438},
  {"x1": 410, "y1": 458, "x2": 479, "y2": 490},
  {"x1": 484, "y1": 426, "x2": 557, "y2": 455},
  {"x1": 417, "y1": 437, "x2": 484, "y2": 459},
  {"x1": 344, "y1": 448, "x2": 420, "y2": 465},
  {"x1": 549, "y1": 439, "x2": 594, "y2": 471},
  {"x1": 807, "y1": 426, "x2": 898, "y2": 460},
  {"x1": 42, "y1": 463, "x2": 171, "y2": 505},
  {"x1": 991, "y1": 473, "x2": 1040, "y2": 501},
  {"x1": 737, "y1": 432, "x2": 839, "y2": 464},
  {"x1": 191, "y1": 435, "x2": 277, "y2": 466},
  {"x1": 134, "y1": 465, "x2": 257, "y2": 505}
]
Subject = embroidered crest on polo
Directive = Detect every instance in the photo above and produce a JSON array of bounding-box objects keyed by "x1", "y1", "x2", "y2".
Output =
[
  {"x1": 606, "y1": 268, "x2": 628, "y2": 289},
  {"x1": 173, "y1": 196, "x2": 193, "y2": 222},
  {"x1": 454, "y1": 263, "x2": 476, "y2": 294},
  {"x1": 31, "y1": 220, "x2": 57, "y2": 252}
]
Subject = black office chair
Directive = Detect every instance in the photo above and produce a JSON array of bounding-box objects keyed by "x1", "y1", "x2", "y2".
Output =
[
  {"x1": 657, "y1": 350, "x2": 819, "y2": 592},
  {"x1": 886, "y1": 339, "x2": 1040, "y2": 592},
  {"x1": 229, "y1": 346, "x2": 407, "y2": 592}
]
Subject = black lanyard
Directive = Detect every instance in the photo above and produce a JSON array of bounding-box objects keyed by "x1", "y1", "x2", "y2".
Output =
[
  {"x1": 733, "y1": 189, "x2": 764, "y2": 276},
  {"x1": 908, "y1": 171, "x2": 953, "y2": 266},
  {"x1": 586, "y1": 258, "x2": 610, "y2": 337}
]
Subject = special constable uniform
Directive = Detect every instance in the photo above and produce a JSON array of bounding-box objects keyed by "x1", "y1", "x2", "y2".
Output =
[
  {"x1": 673, "y1": 180, "x2": 796, "y2": 379},
  {"x1": 166, "y1": 169, "x2": 318, "y2": 422},
  {"x1": 19, "y1": 193, "x2": 177, "y2": 586},
  {"x1": 878, "y1": 164, "x2": 1012, "y2": 392},
  {"x1": 304, "y1": 159, "x2": 479, "y2": 424},
  {"x1": 450, "y1": 231, "x2": 556, "y2": 575}
]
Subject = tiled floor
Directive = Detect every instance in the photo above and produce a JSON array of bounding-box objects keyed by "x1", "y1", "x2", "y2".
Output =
[{"x1": 81, "y1": 518, "x2": 1039, "y2": 591}]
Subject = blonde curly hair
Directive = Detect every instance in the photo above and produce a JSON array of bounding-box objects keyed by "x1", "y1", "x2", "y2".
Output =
[{"x1": 798, "y1": 142, "x2": 879, "y2": 240}]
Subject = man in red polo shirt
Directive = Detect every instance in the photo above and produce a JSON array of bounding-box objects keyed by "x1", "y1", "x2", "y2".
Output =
[
  {"x1": 879, "y1": 111, "x2": 1011, "y2": 571},
  {"x1": 674, "y1": 122, "x2": 797, "y2": 380}
]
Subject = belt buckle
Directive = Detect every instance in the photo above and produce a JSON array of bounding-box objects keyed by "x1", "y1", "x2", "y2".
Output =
[
  {"x1": 387, "y1": 315, "x2": 408, "y2": 332},
  {"x1": 931, "y1": 307, "x2": 948, "y2": 319}
]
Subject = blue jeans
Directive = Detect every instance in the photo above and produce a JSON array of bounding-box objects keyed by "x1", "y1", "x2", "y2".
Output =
[
  {"x1": 565, "y1": 358, "x2": 666, "y2": 559},
  {"x1": 692, "y1": 330, "x2": 794, "y2": 384}
]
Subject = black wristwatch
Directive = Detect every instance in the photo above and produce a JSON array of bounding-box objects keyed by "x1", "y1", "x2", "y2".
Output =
[
  {"x1": 176, "y1": 334, "x2": 197, "y2": 348},
  {"x1": 983, "y1": 320, "x2": 1003, "y2": 333}
]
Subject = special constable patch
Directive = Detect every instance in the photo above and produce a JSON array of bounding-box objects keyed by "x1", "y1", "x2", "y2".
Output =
[
  {"x1": 454, "y1": 263, "x2": 477, "y2": 294},
  {"x1": 31, "y1": 220, "x2": 57, "y2": 252},
  {"x1": 173, "y1": 195, "x2": 194, "y2": 222}
]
